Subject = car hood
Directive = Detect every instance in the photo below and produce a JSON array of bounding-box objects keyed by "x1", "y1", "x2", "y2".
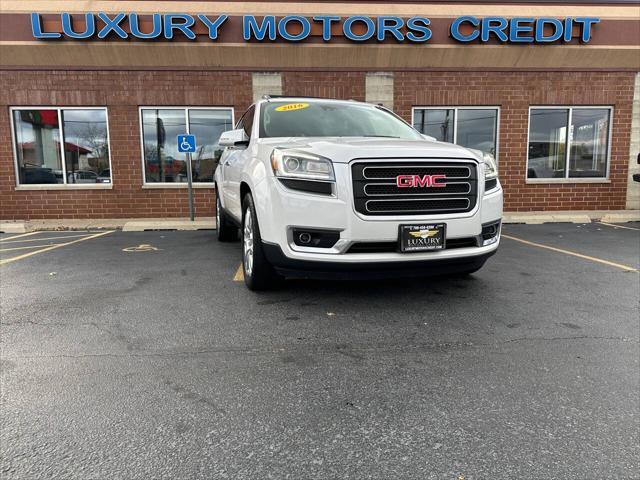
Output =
[{"x1": 256, "y1": 137, "x2": 481, "y2": 164}]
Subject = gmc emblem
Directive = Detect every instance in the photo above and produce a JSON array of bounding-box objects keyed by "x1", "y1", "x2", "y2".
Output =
[{"x1": 396, "y1": 174, "x2": 447, "y2": 188}]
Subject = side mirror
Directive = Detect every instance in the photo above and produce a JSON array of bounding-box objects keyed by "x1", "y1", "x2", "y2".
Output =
[
  {"x1": 421, "y1": 134, "x2": 437, "y2": 142},
  {"x1": 219, "y1": 128, "x2": 249, "y2": 148}
]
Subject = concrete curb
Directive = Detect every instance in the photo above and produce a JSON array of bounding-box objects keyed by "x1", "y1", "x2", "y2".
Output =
[
  {"x1": 23, "y1": 219, "x2": 127, "y2": 231},
  {"x1": 503, "y1": 213, "x2": 592, "y2": 224},
  {"x1": 503, "y1": 210, "x2": 639, "y2": 224},
  {"x1": 0, "y1": 222, "x2": 27, "y2": 233},
  {"x1": 122, "y1": 218, "x2": 216, "y2": 232},
  {"x1": 600, "y1": 211, "x2": 640, "y2": 223},
  {"x1": 1, "y1": 218, "x2": 217, "y2": 233}
]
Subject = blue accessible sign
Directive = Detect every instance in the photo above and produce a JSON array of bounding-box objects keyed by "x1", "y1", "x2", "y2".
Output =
[{"x1": 177, "y1": 134, "x2": 196, "y2": 153}]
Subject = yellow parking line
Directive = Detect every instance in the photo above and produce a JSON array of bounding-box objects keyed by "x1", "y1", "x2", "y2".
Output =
[
  {"x1": 0, "y1": 243, "x2": 61, "y2": 252},
  {"x1": 502, "y1": 234, "x2": 638, "y2": 273},
  {"x1": 233, "y1": 264, "x2": 244, "y2": 282},
  {"x1": 0, "y1": 233, "x2": 94, "y2": 244},
  {"x1": 0, "y1": 231, "x2": 114, "y2": 266},
  {"x1": 0, "y1": 231, "x2": 41, "y2": 242},
  {"x1": 597, "y1": 222, "x2": 640, "y2": 232}
]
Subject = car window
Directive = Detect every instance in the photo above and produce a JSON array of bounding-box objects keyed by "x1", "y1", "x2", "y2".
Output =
[
  {"x1": 236, "y1": 106, "x2": 255, "y2": 138},
  {"x1": 242, "y1": 106, "x2": 255, "y2": 138}
]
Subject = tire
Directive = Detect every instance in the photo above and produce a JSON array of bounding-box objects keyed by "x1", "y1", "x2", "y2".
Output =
[
  {"x1": 241, "y1": 193, "x2": 282, "y2": 291},
  {"x1": 215, "y1": 188, "x2": 238, "y2": 242}
]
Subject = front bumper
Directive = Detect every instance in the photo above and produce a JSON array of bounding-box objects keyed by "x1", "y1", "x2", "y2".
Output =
[
  {"x1": 263, "y1": 242, "x2": 497, "y2": 279},
  {"x1": 253, "y1": 162, "x2": 503, "y2": 266}
]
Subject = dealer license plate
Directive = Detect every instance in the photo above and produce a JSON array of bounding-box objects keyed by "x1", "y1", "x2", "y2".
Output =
[{"x1": 399, "y1": 224, "x2": 446, "y2": 252}]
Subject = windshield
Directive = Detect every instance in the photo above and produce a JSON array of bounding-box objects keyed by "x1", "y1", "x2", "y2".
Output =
[{"x1": 259, "y1": 101, "x2": 423, "y2": 140}]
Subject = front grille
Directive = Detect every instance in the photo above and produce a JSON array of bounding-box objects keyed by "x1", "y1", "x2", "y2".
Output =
[{"x1": 352, "y1": 161, "x2": 478, "y2": 216}]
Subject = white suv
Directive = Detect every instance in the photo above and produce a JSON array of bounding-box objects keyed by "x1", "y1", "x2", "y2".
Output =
[{"x1": 215, "y1": 97, "x2": 502, "y2": 290}]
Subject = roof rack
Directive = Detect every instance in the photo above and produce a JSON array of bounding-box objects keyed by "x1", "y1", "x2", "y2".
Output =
[{"x1": 261, "y1": 94, "x2": 347, "y2": 101}]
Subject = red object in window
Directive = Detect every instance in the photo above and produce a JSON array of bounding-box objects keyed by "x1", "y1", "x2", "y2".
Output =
[{"x1": 39, "y1": 110, "x2": 58, "y2": 126}]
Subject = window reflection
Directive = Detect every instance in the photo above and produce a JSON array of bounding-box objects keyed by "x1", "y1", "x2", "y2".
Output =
[
  {"x1": 569, "y1": 109, "x2": 610, "y2": 178},
  {"x1": 189, "y1": 110, "x2": 233, "y2": 182},
  {"x1": 413, "y1": 107, "x2": 498, "y2": 158},
  {"x1": 62, "y1": 109, "x2": 110, "y2": 184},
  {"x1": 457, "y1": 109, "x2": 498, "y2": 157},
  {"x1": 13, "y1": 109, "x2": 63, "y2": 184},
  {"x1": 141, "y1": 108, "x2": 233, "y2": 183},
  {"x1": 527, "y1": 108, "x2": 611, "y2": 179},
  {"x1": 142, "y1": 109, "x2": 187, "y2": 183},
  {"x1": 12, "y1": 108, "x2": 111, "y2": 185},
  {"x1": 413, "y1": 109, "x2": 454, "y2": 143},
  {"x1": 527, "y1": 109, "x2": 569, "y2": 179}
]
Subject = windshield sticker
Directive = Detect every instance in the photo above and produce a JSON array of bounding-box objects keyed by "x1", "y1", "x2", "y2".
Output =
[{"x1": 275, "y1": 103, "x2": 309, "y2": 112}]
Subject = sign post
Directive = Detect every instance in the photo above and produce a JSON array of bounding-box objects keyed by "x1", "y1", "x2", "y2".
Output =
[{"x1": 177, "y1": 134, "x2": 197, "y2": 221}]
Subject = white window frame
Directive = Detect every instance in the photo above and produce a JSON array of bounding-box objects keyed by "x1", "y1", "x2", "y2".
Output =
[
  {"x1": 138, "y1": 106, "x2": 235, "y2": 188},
  {"x1": 526, "y1": 105, "x2": 614, "y2": 184},
  {"x1": 411, "y1": 106, "x2": 501, "y2": 162},
  {"x1": 10, "y1": 106, "x2": 113, "y2": 190}
]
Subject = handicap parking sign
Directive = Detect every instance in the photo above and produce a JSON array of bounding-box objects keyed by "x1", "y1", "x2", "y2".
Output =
[{"x1": 177, "y1": 134, "x2": 196, "y2": 153}]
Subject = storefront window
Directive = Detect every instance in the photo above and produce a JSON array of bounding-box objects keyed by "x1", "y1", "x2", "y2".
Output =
[
  {"x1": 568, "y1": 109, "x2": 610, "y2": 178},
  {"x1": 527, "y1": 107, "x2": 611, "y2": 180},
  {"x1": 527, "y1": 108, "x2": 569, "y2": 179},
  {"x1": 412, "y1": 107, "x2": 499, "y2": 158},
  {"x1": 12, "y1": 108, "x2": 111, "y2": 185},
  {"x1": 140, "y1": 107, "x2": 233, "y2": 183},
  {"x1": 413, "y1": 109, "x2": 454, "y2": 143}
]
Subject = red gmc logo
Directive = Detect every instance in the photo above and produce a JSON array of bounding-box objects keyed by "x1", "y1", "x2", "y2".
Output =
[{"x1": 396, "y1": 174, "x2": 447, "y2": 188}]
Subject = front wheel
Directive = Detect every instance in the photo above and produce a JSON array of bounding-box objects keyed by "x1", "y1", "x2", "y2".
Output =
[{"x1": 242, "y1": 193, "x2": 282, "y2": 291}]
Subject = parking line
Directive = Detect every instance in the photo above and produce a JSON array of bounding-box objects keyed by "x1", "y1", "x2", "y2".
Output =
[
  {"x1": 0, "y1": 244, "x2": 63, "y2": 252},
  {"x1": 0, "y1": 231, "x2": 41, "y2": 242},
  {"x1": 233, "y1": 264, "x2": 244, "y2": 282},
  {"x1": 597, "y1": 222, "x2": 640, "y2": 232},
  {"x1": 0, "y1": 231, "x2": 114, "y2": 266},
  {"x1": 502, "y1": 234, "x2": 639, "y2": 273},
  {"x1": 0, "y1": 233, "x2": 95, "y2": 244}
]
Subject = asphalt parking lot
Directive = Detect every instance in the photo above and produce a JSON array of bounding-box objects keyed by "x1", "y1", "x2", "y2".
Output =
[{"x1": 1, "y1": 222, "x2": 638, "y2": 479}]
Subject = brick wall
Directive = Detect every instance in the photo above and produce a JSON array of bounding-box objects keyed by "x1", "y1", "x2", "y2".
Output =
[
  {"x1": 282, "y1": 72, "x2": 366, "y2": 101},
  {"x1": 0, "y1": 70, "x2": 253, "y2": 220},
  {"x1": 395, "y1": 71, "x2": 635, "y2": 212},
  {"x1": 0, "y1": 70, "x2": 635, "y2": 220}
]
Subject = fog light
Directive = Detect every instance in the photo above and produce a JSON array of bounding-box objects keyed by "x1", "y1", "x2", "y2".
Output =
[
  {"x1": 292, "y1": 228, "x2": 340, "y2": 248},
  {"x1": 298, "y1": 232, "x2": 312, "y2": 244},
  {"x1": 481, "y1": 220, "x2": 501, "y2": 246}
]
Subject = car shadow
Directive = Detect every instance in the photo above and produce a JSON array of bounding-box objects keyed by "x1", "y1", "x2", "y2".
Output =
[{"x1": 271, "y1": 273, "x2": 484, "y2": 300}]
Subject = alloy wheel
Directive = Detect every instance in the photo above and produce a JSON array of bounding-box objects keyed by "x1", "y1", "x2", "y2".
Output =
[
  {"x1": 243, "y1": 208, "x2": 254, "y2": 276},
  {"x1": 216, "y1": 195, "x2": 221, "y2": 229}
]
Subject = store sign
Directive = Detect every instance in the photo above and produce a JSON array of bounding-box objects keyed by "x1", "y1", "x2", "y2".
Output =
[{"x1": 30, "y1": 13, "x2": 601, "y2": 44}]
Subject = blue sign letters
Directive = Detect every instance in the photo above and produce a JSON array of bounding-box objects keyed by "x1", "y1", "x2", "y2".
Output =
[
  {"x1": 450, "y1": 16, "x2": 600, "y2": 43},
  {"x1": 30, "y1": 13, "x2": 600, "y2": 44}
]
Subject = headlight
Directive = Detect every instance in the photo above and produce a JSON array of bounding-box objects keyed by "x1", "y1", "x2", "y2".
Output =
[
  {"x1": 483, "y1": 152, "x2": 498, "y2": 180},
  {"x1": 270, "y1": 149, "x2": 335, "y2": 182}
]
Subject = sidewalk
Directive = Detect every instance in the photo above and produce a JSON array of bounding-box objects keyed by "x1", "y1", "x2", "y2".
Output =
[
  {"x1": 1, "y1": 211, "x2": 638, "y2": 233},
  {"x1": 0, "y1": 217, "x2": 216, "y2": 233}
]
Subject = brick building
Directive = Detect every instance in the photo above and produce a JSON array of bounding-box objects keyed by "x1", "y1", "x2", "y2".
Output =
[{"x1": 0, "y1": 1, "x2": 639, "y2": 220}]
